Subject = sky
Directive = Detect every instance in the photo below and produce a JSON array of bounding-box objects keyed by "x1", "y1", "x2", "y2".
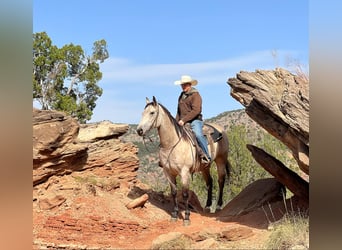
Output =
[{"x1": 33, "y1": 0, "x2": 308, "y2": 124}]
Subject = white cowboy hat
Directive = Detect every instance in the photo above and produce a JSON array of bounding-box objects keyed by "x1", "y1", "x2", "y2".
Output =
[{"x1": 174, "y1": 75, "x2": 198, "y2": 86}]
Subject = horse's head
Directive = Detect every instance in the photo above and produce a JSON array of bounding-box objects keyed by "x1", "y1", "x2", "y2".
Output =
[{"x1": 136, "y1": 96, "x2": 160, "y2": 136}]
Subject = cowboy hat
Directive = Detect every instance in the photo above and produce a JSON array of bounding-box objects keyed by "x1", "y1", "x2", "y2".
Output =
[{"x1": 174, "y1": 75, "x2": 198, "y2": 86}]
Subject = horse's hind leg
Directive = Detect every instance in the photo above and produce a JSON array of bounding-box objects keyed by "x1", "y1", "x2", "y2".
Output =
[
  {"x1": 201, "y1": 167, "x2": 213, "y2": 213},
  {"x1": 215, "y1": 159, "x2": 228, "y2": 212}
]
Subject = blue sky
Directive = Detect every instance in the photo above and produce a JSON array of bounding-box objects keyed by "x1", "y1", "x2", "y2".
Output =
[{"x1": 33, "y1": 0, "x2": 308, "y2": 124}]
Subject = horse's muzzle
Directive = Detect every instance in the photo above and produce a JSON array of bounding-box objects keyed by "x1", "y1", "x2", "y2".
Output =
[{"x1": 136, "y1": 128, "x2": 144, "y2": 136}]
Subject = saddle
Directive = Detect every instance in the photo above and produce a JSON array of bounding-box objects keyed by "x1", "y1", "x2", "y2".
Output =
[
  {"x1": 184, "y1": 123, "x2": 223, "y2": 168},
  {"x1": 203, "y1": 123, "x2": 223, "y2": 143}
]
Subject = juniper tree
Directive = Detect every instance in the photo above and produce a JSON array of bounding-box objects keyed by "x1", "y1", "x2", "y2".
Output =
[{"x1": 33, "y1": 32, "x2": 109, "y2": 123}]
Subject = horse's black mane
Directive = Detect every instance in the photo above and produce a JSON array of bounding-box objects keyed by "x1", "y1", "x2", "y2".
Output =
[{"x1": 145, "y1": 102, "x2": 188, "y2": 139}]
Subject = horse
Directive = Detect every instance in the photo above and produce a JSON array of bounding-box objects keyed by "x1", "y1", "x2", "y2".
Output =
[{"x1": 136, "y1": 96, "x2": 231, "y2": 225}]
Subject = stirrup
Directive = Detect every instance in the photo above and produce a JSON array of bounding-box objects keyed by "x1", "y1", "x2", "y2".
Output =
[{"x1": 201, "y1": 155, "x2": 211, "y2": 164}]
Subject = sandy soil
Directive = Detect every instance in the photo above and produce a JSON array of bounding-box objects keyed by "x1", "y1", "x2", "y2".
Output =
[{"x1": 33, "y1": 172, "x2": 281, "y2": 249}]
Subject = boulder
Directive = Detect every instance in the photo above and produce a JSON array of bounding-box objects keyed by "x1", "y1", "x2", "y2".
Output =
[
  {"x1": 227, "y1": 68, "x2": 309, "y2": 175},
  {"x1": 217, "y1": 178, "x2": 284, "y2": 217},
  {"x1": 33, "y1": 108, "x2": 139, "y2": 186},
  {"x1": 227, "y1": 68, "x2": 309, "y2": 205},
  {"x1": 33, "y1": 108, "x2": 88, "y2": 185}
]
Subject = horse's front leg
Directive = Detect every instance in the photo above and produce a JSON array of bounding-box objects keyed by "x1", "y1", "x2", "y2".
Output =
[
  {"x1": 163, "y1": 168, "x2": 179, "y2": 221},
  {"x1": 182, "y1": 187, "x2": 191, "y2": 226},
  {"x1": 181, "y1": 169, "x2": 191, "y2": 226},
  {"x1": 169, "y1": 177, "x2": 179, "y2": 221}
]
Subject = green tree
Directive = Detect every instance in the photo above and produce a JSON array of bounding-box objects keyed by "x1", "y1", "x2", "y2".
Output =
[
  {"x1": 257, "y1": 131, "x2": 298, "y2": 173},
  {"x1": 33, "y1": 32, "x2": 109, "y2": 123},
  {"x1": 227, "y1": 125, "x2": 270, "y2": 198}
]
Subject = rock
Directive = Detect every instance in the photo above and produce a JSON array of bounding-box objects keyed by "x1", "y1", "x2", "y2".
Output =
[
  {"x1": 33, "y1": 109, "x2": 80, "y2": 152},
  {"x1": 33, "y1": 108, "x2": 139, "y2": 187},
  {"x1": 151, "y1": 232, "x2": 191, "y2": 250},
  {"x1": 227, "y1": 68, "x2": 309, "y2": 175},
  {"x1": 192, "y1": 238, "x2": 219, "y2": 249},
  {"x1": 38, "y1": 195, "x2": 66, "y2": 210},
  {"x1": 77, "y1": 121, "x2": 129, "y2": 142},
  {"x1": 220, "y1": 227, "x2": 254, "y2": 241},
  {"x1": 217, "y1": 178, "x2": 284, "y2": 217},
  {"x1": 247, "y1": 145, "x2": 309, "y2": 200},
  {"x1": 33, "y1": 108, "x2": 88, "y2": 185},
  {"x1": 126, "y1": 193, "x2": 149, "y2": 209}
]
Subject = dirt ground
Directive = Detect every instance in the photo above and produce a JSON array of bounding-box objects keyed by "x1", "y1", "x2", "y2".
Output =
[{"x1": 33, "y1": 171, "x2": 283, "y2": 249}]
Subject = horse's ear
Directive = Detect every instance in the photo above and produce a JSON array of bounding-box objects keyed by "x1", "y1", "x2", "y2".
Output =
[
  {"x1": 145, "y1": 97, "x2": 150, "y2": 104},
  {"x1": 152, "y1": 96, "x2": 157, "y2": 106}
]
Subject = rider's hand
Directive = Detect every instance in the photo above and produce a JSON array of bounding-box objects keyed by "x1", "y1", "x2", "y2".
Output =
[{"x1": 178, "y1": 120, "x2": 184, "y2": 126}]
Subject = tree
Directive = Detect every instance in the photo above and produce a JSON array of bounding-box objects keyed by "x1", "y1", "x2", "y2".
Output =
[
  {"x1": 33, "y1": 32, "x2": 109, "y2": 123},
  {"x1": 227, "y1": 125, "x2": 271, "y2": 198}
]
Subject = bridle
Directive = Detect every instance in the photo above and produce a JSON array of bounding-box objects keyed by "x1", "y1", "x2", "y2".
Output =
[
  {"x1": 140, "y1": 103, "x2": 161, "y2": 153},
  {"x1": 151, "y1": 103, "x2": 160, "y2": 130}
]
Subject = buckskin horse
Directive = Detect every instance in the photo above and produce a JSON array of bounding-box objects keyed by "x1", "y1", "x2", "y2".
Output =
[{"x1": 136, "y1": 96, "x2": 231, "y2": 225}]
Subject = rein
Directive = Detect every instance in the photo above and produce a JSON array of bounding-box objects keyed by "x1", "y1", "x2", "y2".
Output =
[
  {"x1": 164, "y1": 134, "x2": 183, "y2": 165},
  {"x1": 141, "y1": 134, "x2": 158, "y2": 153},
  {"x1": 158, "y1": 113, "x2": 196, "y2": 169}
]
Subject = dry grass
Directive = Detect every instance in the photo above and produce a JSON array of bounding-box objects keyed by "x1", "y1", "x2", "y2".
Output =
[
  {"x1": 151, "y1": 234, "x2": 192, "y2": 250},
  {"x1": 264, "y1": 211, "x2": 309, "y2": 249},
  {"x1": 73, "y1": 175, "x2": 120, "y2": 191},
  {"x1": 271, "y1": 49, "x2": 309, "y2": 83},
  {"x1": 262, "y1": 189, "x2": 309, "y2": 249}
]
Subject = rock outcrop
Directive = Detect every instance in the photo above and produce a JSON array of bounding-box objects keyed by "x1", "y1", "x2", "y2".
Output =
[
  {"x1": 33, "y1": 108, "x2": 139, "y2": 187},
  {"x1": 217, "y1": 178, "x2": 285, "y2": 218},
  {"x1": 227, "y1": 68, "x2": 309, "y2": 202}
]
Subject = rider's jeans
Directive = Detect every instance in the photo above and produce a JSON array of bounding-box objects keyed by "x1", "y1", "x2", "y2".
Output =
[{"x1": 191, "y1": 119, "x2": 210, "y2": 158}]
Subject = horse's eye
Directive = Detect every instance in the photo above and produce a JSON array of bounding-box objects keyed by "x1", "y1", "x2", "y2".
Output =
[{"x1": 150, "y1": 112, "x2": 155, "y2": 115}]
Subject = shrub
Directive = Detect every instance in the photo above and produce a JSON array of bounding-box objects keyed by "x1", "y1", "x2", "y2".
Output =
[{"x1": 264, "y1": 212, "x2": 309, "y2": 249}]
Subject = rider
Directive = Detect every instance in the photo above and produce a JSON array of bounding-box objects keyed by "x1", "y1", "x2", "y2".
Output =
[{"x1": 174, "y1": 75, "x2": 211, "y2": 164}]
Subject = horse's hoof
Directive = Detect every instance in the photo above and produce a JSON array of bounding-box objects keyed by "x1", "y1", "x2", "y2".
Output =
[
  {"x1": 204, "y1": 206, "x2": 211, "y2": 213},
  {"x1": 215, "y1": 206, "x2": 222, "y2": 213},
  {"x1": 183, "y1": 219, "x2": 191, "y2": 226},
  {"x1": 170, "y1": 217, "x2": 178, "y2": 222}
]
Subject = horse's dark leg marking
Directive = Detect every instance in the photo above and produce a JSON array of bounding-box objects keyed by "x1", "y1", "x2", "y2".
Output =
[
  {"x1": 216, "y1": 159, "x2": 230, "y2": 211},
  {"x1": 170, "y1": 180, "x2": 179, "y2": 221},
  {"x1": 182, "y1": 188, "x2": 190, "y2": 226},
  {"x1": 217, "y1": 175, "x2": 225, "y2": 210},
  {"x1": 201, "y1": 167, "x2": 213, "y2": 212}
]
